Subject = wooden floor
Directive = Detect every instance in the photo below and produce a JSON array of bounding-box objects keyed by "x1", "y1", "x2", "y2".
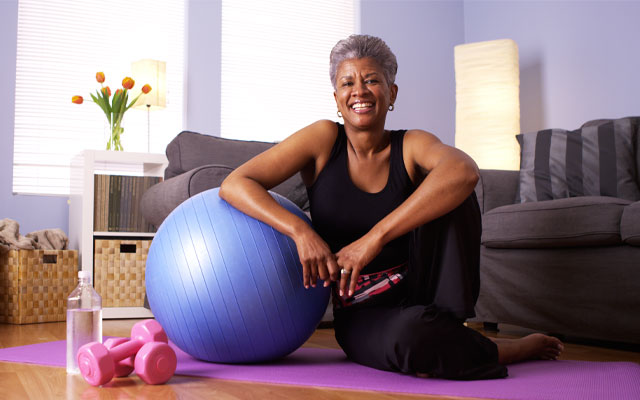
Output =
[{"x1": 1, "y1": 319, "x2": 638, "y2": 400}]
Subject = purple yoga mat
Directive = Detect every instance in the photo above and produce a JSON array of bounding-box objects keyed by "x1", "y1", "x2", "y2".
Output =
[{"x1": 0, "y1": 339, "x2": 639, "y2": 400}]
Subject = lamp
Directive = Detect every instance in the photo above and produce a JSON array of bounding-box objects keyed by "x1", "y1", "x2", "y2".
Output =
[
  {"x1": 132, "y1": 59, "x2": 167, "y2": 152},
  {"x1": 454, "y1": 39, "x2": 520, "y2": 170}
]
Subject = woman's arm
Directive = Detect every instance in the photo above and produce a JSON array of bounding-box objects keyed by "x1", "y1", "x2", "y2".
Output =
[
  {"x1": 337, "y1": 129, "x2": 479, "y2": 296},
  {"x1": 219, "y1": 119, "x2": 340, "y2": 288}
]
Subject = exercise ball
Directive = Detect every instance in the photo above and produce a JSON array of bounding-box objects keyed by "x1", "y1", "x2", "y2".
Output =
[{"x1": 145, "y1": 187, "x2": 330, "y2": 363}]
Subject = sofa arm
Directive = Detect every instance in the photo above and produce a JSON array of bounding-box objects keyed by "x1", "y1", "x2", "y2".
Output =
[
  {"x1": 141, "y1": 163, "x2": 309, "y2": 228},
  {"x1": 474, "y1": 169, "x2": 519, "y2": 214},
  {"x1": 141, "y1": 164, "x2": 234, "y2": 228}
]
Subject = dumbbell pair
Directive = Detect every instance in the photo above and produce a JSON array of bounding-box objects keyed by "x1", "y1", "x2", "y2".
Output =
[{"x1": 77, "y1": 319, "x2": 177, "y2": 386}]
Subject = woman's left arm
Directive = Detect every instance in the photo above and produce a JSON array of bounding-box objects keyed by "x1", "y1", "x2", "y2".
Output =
[{"x1": 337, "y1": 130, "x2": 479, "y2": 296}]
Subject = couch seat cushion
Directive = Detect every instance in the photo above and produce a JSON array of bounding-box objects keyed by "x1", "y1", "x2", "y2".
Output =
[
  {"x1": 482, "y1": 196, "x2": 630, "y2": 248},
  {"x1": 621, "y1": 201, "x2": 640, "y2": 246}
]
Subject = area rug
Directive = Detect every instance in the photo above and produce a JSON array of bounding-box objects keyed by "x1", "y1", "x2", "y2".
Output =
[{"x1": 0, "y1": 340, "x2": 638, "y2": 400}]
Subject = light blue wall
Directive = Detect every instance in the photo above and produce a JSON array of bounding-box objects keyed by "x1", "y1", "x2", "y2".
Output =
[
  {"x1": 185, "y1": 0, "x2": 221, "y2": 136},
  {"x1": 2, "y1": 0, "x2": 640, "y2": 237},
  {"x1": 360, "y1": 0, "x2": 464, "y2": 145},
  {"x1": 464, "y1": 0, "x2": 640, "y2": 133}
]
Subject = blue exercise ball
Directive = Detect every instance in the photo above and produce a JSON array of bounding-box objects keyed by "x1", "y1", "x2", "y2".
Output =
[{"x1": 146, "y1": 187, "x2": 330, "y2": 363}]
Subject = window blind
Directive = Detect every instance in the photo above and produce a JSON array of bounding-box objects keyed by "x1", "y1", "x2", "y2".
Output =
[
  {"x1": 13, "y1": 0, "x2": 186, "y2": 195},
  {"x1": 221, "y1": 0, "x2": 357, "y2": 142}
]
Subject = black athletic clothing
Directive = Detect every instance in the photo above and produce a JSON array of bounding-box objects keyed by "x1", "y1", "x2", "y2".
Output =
[
  {"x1": 308, "y1": 124, "x2": 413, "y2": 275},
  {"x1": 306, "y1": 123, "x2": 507, "y2": 380}
]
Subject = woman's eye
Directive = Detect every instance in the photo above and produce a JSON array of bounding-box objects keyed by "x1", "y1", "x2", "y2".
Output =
[
  {"x1": 342, "y1": 82, "x2": 353, "y2": 87},
  {"x1": 366, "y1": 79, "x2": 378, "y2": 84}
]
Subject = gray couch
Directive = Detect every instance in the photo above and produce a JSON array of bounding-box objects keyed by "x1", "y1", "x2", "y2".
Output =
[
  {"x1": 141, "y1": 131, "x2": 309, "y2": 229},
  {"x1": 472, "y1": 118, "x2": 640, "y2": 345},
  {"x1": 142, "y1": 124, "x2": 640, "y2": 345}
]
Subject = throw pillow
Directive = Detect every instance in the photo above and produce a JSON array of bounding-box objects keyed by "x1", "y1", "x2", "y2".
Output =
[{"x1": 516, "y1": 117, "x2": 640, "y2": 202}]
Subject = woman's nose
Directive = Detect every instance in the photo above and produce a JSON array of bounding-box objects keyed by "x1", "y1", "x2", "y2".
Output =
[{"x1": 352, "y1": 80, "x2": 370, "y2": 95}]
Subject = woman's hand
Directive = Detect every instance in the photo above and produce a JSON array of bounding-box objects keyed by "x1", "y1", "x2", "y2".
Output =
[
  {"x1": 293, "y1": 227, "x2": 340, "y2": 289},
  {"x1": 335, "y1": 233, "x2": 383, "y2": 297}
]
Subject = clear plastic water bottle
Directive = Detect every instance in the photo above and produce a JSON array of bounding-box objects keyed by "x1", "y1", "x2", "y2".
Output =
[{"x1": 66, "y1": 270, "x2": 102, "y2": 374}]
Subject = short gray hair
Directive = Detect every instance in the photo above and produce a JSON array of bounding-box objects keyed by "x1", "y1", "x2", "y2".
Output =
[{"x1": 329, "y1": 34, "x2": 398, "y2": 90}]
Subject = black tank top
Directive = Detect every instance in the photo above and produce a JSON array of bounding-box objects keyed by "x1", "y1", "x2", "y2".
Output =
[{"x1": 307, "y1": 123, "x2": 415, "y2": 274}]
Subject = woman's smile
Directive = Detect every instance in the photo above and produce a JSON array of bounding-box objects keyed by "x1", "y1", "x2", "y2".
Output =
[{"x1": 350, "y1": 100, "x2": 375, "y2": 113}]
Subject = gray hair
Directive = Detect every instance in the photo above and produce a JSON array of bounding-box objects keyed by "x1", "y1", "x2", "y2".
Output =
[{"x1": 329, "y1": 34, "x2": 398, "y2": 90}]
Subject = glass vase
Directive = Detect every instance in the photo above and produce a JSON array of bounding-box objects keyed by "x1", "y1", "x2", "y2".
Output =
[{"x1": 107, "y1": 113, "x2": 124, "y2": 151}]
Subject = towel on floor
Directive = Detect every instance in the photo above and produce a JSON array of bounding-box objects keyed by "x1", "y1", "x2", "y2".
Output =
[{"x1": 0, "y1": 218, "x2": 68, "y2": 254}]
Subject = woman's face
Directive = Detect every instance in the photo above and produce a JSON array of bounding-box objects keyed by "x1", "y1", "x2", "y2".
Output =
[{"x1": 334, "y1": 57, "x2": 397, "y2": 131}]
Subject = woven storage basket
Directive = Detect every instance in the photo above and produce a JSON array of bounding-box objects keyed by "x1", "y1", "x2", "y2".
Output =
[
  {"x1": 0, "y1": 249, "x2": 78, "y2": 324},
  {"x1": 94, "y1": 239, "x2": 150, "y2": 307}
]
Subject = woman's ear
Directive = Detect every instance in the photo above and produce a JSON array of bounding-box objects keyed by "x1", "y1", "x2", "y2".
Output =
[{"x1": 390, "y1": 84, "x2": 398, "y2": 105}]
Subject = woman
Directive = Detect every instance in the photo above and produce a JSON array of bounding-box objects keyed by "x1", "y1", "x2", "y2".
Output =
[{"x1": 220, "y1": 34, "x2": 563, "y2": 380}]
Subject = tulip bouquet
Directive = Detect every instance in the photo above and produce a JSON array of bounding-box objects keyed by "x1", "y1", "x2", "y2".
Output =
[{"x1": 72, "y1": 72, "x2": 152, "y2": 151}]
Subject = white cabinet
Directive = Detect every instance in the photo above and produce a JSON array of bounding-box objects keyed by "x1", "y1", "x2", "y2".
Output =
[{"x1": 69, "y1": 150, "x2": 168, "y2": 318}]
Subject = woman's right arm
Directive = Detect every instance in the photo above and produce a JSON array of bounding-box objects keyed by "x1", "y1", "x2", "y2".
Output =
[{"x1": 219, "y1": 119, "x2": 339, "y2": 288}]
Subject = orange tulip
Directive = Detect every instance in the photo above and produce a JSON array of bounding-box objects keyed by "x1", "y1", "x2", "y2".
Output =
[
  {"x1": 101, "y1": 86, "x2": 111, "y2": 97},
  {"x1": 72, "y1": 95, "x2": 83, "y2": 104},
  {"x1": 96, "y1": 72, "x2": 105, "y2": 83},
  {"x1": 122, "y1": 77, "x2": 135, "y2": 90},
  {"x1": 141, "y1": 84, "x2": 152, "y2": 94},
  {"x1": 115, "y1": 89, "x2": 123, "y2": 97}
]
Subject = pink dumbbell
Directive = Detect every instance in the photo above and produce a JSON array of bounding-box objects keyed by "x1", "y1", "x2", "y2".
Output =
[
  {"x1": 77, "y1": 319, "x2": 177, "y2": 386},
  {"x1": 103, "y1": 337, "x2": 135, "y2": 377}
]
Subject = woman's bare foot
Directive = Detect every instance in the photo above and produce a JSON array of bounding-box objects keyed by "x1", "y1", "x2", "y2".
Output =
[{"x1": 491, "y1": 333, "x2": 564, "y2": 364}]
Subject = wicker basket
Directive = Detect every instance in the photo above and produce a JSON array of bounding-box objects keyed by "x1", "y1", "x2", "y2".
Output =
[
  {"x1": 94, "y1": 239, "x2": 150, "y2": 307},
  {"x1": 0, "y1": 249, "x2": 78, "y2": 324}
]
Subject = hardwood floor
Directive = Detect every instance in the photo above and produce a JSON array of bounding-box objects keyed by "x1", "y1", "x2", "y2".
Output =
[{"x1": 0, "y1": 319, "x2": 638, "y2": 400}]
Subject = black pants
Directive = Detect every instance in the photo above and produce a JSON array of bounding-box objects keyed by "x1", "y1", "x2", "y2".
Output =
[{"x1": 333, "y1": 193, "x2": 508, "y2": 380}]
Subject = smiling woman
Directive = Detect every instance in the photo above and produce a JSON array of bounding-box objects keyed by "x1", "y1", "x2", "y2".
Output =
[{"x1": 219, "y1": 34, "x2": 564, "y2": 380}]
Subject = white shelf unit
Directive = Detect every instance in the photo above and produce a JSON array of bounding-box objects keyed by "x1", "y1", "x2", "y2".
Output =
[{"x1": 69, "y1": 150, "x2": 168, "y2": 319}]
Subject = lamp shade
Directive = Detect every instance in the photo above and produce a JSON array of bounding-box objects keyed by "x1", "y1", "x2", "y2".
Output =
[
  {"x1": 132, "y1": 59, "x2": 167, "y2": 109},
  {"x1": 454, "y1": 39, "x2": 520, "y2": 170}
]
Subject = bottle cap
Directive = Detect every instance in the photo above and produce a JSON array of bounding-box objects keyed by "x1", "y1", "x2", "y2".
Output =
[{"x1": 78, "y1": 270, "x2": 91, "y2": 279}]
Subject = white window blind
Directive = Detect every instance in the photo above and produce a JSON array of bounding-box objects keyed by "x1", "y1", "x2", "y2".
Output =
[
  {"x1": 13, "y1": 0, "x2": 186, "y2": 195},
  {"x1": 221, "y1": 0, "x2": 357, "y2": 142}
]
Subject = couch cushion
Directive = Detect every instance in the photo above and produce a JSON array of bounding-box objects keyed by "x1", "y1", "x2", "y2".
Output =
[
  {"x1": 621, "y1": 201, "x2": 640, "y2": 246},
  {"x1": 581, "y1": 116, "x2": 640, "y2": 190},
  {"x1": 165, "y1": 131, "x2": 277, "y2": 179},
  {"x1": 482, "y1": 196, "x2": 631, "y2": 248},
  {"x1": 141, "y1": 163, "x2": 309, "y2": 228},
  {"x1": 141, "y1": 165, "x2": 234, "y2": 228},
  {"x1": 515, "y1": 117, "x2": 640, "y2": 203},
  {"x1": 161, "y1": 129, "x2": 309, "y2": 207}
]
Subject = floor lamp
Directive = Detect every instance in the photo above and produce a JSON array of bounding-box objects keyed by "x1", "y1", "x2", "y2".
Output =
[
  {"x1": 454, "y1": 39, "x2": 520, "y2": 170},
  {"x1": 132, "y1": 59, "x2": 167, "y2": 152}
]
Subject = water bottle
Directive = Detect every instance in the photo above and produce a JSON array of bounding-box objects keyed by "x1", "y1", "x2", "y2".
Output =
[{"x1": 66, "y1": 270, "x2": 102, "y2": 374}]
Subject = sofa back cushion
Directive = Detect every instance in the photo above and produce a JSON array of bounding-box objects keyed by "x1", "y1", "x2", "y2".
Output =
[
  {"x1": 582, "y1": 117, "x2": 640, "y2": 189},
  {"x1": 163, "y1": 130, "x2": 309, "y2": 211},
  {"x1": 165, "y1": 131, "x2": 276, "y2": 179},
  {"x1": 515, "y1": 117, "x2": 640, "y2": 203}
]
